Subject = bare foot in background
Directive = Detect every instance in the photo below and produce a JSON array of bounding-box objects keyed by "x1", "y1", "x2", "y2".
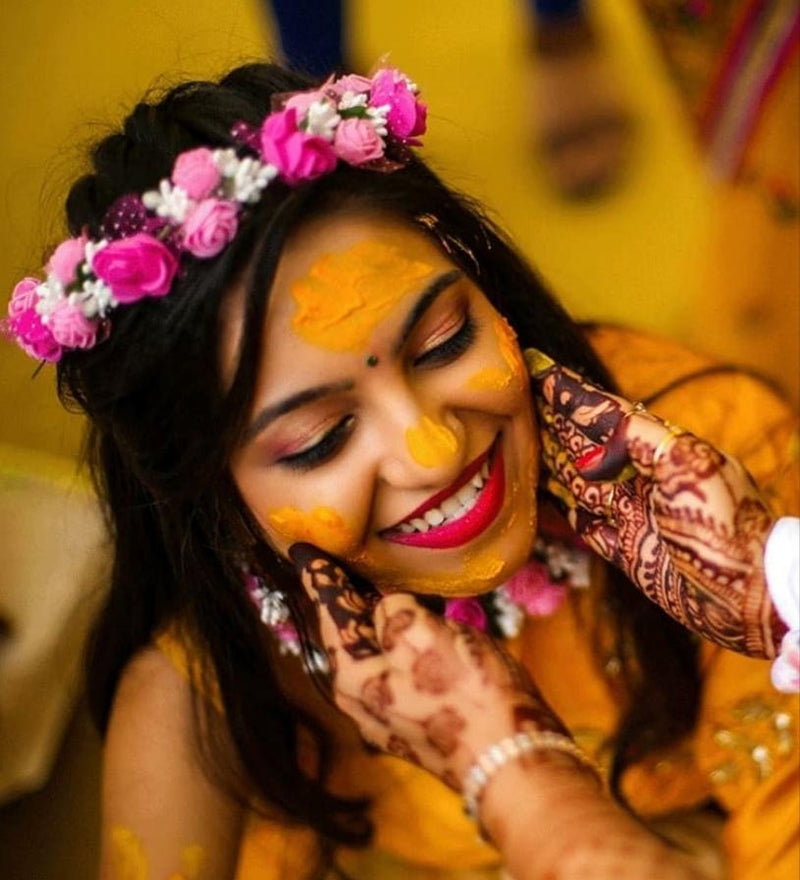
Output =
[{"x1": 529, "y1": 15, "x2": 635, "y2": 200}]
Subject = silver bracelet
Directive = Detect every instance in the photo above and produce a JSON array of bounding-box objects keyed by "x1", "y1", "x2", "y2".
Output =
[{"x1": 461, "y1": 730, "x2": 601, "y2": 823}]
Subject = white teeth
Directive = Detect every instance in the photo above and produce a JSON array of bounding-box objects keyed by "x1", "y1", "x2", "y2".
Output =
[
  {"x1": 440, "y1": 496, "x2": 463, "y2": 517},
  {"x1": 424, "y1": 508, "x2": 445, "y2": 526},
  {"x1": 395, "y1": 455, "x2": 495, "y2": 536},
  {"x1": 456, "y1": 484, "x2": 476, "y2": 507}
]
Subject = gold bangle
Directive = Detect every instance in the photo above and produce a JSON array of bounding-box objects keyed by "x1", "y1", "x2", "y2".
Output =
[
  {"x1": 652, "y1": 424, "x2": 686, "y2": 468},
  {"x1": 624, "y1": 401, "x2": 648, "y2": 419}
]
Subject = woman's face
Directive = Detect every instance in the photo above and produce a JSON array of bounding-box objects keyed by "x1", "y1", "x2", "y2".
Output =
[{"x1": 227, "y1": 212, "x2": 539, "y2": 596}]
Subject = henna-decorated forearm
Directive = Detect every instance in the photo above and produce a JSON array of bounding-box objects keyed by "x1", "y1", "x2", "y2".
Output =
[{"x1": 481, "y1": 757, "x2": 700, "y2": 880}]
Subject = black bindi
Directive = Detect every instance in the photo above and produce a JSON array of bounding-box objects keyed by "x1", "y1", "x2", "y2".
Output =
[{"x1": 366, "y1": 354, "x2": 379, "y2": 367}]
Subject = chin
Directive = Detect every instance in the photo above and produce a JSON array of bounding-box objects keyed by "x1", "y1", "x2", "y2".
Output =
[{"x1": 367, "y1": 511, "x2": 537, "y2": 599}]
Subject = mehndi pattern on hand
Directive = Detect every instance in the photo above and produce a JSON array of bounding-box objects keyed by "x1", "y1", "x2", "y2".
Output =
[{"x1": 527, "y1": 349, "x2": 785, "y2": 659}]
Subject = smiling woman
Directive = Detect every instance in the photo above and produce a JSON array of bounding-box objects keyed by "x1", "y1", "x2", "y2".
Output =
[
  {"x1": 7, "y1": 62, "x2": 798, "y2": 880},
  {"x1": 229, "y1": 214, "x2": 537, "y2": 595}
]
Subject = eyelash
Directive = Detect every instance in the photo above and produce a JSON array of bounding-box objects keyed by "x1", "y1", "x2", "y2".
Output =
[
  {"x1": 278, "y1": 415, "x2": 356, "y2": 472},
  {"x1": 279, "y1": 309, "x2": 477, "y2": 472},
  {"x1": 413, "y1": 309, "x2": 476, "y2": 368}
]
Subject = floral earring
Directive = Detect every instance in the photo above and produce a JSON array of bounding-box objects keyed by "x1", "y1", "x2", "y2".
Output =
[{"x1": 244, "y1": 566, "x2": 329, "y2": 672}]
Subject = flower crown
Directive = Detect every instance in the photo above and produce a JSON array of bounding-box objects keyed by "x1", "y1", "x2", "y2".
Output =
[{"x1": 5, "y1": 68, "x2": 427, "y2": 363}]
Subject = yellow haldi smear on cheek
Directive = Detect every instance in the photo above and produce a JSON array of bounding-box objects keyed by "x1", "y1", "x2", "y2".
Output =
[
  {"x1": 268, "y1": 506, "x2": 357, "y2": 556},
  {"x1": 405, "y1": 416, "x2": 460, "y2": 468},
  {"x1": 466, "y1": 365, "x2": 511, "y2": 391},
  {"x1": 111, "y1": 827, "x2": 148, "y2": 880},
  {"x1": 495, "y1": 313, "x2": 527, "y2": 386},
  {"x1": 291, "y1": 240, "x2": 433, "y2": 352},
  {"x1": 466, "y1": 314, "x2": 525, "y2": 391}
]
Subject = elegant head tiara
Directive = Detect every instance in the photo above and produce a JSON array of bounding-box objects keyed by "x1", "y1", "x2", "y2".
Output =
[{"x1": 4, "y1": 67, "x2": 427, "y2": 363}]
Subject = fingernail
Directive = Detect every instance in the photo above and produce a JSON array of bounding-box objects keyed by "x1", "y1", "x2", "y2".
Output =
[
  {"x1": 575, "y1": 446, "x2": 604, "y2": 472},
  {"x1": 524, "y1": 348, "x2": 556, "y2": 378},
  {"x1": 575, "y1": 422, "x2": 632, "y2": 482},
  {"x1": 288, "y1": 542, "x2": 322, "y2": 569}
]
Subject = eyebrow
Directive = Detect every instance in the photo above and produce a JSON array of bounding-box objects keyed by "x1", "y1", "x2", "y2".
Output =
[
  {"x1": 245, "y1": 269, "x2": 463, "y2": 443},
  {"x1": 392, "y1": 269, "x2": 463, "y2": 355}
]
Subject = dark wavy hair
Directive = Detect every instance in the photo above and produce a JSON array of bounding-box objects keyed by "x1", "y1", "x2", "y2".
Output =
[{"x1": 54, "y1": 62, "x2": 700, "y2": 865}]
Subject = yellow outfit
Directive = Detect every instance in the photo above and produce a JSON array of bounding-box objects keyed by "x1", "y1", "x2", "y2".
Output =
[{"x1": 158, "y1": 326, "x2": 800, "y2": 879}]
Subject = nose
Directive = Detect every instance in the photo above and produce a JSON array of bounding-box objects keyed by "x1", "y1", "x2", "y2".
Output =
[{"x1": 372, "y1": 383, "x2": 466, "y2": 490}]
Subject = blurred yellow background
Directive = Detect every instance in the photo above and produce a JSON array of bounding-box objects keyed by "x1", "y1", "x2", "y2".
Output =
[{"x1": 0, "y1": 0, "x2": 794, "y2": 464}]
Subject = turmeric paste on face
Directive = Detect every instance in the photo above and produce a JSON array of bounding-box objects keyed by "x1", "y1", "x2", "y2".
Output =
[
  {"x1": 267, "y1": 505, "x2": 357, "y2": 557},
  {"x1": 291, "y1": 239, "x2": 433, "y2": 353},
  {"x1": 405, "y1": 415, "x2": 460, "y2": 468}
]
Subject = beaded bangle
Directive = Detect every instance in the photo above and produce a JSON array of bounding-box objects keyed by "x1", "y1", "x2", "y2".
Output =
[{"x1": 462, "y1": 731, "x2": 601, "y2": 823}]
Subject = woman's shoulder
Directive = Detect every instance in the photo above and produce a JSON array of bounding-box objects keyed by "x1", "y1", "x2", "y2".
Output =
[
  {"x1": 99, "y1": 645, "x2": 244, "y2": 878},
  {"x1": 153, "y1": 622, "x2": 224, "y2": 711}
]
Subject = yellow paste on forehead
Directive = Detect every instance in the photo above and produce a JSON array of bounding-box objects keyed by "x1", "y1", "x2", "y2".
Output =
[
  {"x1": 291, "y1": 239, "x2": 433, "y2": 352},
  {"x1": 405, "y1": 416, "x2": 460, "y2": 468},
  {"x1": 268, "y1": 505, "x2": 357, "y2": 556}
]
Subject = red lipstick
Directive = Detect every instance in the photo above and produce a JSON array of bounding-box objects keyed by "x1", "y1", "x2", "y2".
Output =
[{"x1": 382, "y1": 438, "x2": 505, "y2": 550}]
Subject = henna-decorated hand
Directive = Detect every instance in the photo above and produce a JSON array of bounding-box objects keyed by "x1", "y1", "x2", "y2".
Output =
[
  {"x1": 527, "y1": 349, "x2": 785, "y2": 659},
  {"x1": 289, "y1": 543, "x2": 566, "y2": 789}
]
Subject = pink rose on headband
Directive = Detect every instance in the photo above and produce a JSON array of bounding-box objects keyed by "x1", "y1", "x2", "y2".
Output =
[
  {"x1": 48, "y1": 300, "x2": 97, "y2": 350},
  {"x1": 369, "y1": 68, "x2": 427, "y2": 141},
  {"x1": 46, "y1": 236, "x2": 88, "y2": 285},
  {"x1": 444, "y1": 597, "x2": 488, "y2": 632},
  {"x1": 504, "y1": 560, "x2": 567, "y2": 617},
  {"x1": 171, "y1": 148, "x2": 221, "y2": 200},
  {"x1": 7, "y1": 278, "x2": 62, "y2": 362},
  {"x1": 284, "y1": 89, "x2": 327, "y2": 117},
  {"x1": 333, "y1": 118, "x2": 384, "y2": 165},
  {"x1": 331, "y1": 74, "x2": 372, "y2": 97},
  {"x1": 91, "y1": 233, "x2": 179, "y2": 303},
  {"x1": 8, "y1": 277, "x2": 39, "y2": 316},
  {"x1": 260, "y1": 107, "x2": 337, "y2": 185},
  {"x1": 181, "y1": 198, "x2": 239, "y2": 258}
]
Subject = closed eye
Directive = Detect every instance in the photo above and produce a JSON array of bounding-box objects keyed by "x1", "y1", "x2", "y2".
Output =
[
  {"x1": 277, "y1": 415, "x2": 355, "y2": 472},
  {"x1": 413, "y1": 310, "x2": 477, "y2": 369}
]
